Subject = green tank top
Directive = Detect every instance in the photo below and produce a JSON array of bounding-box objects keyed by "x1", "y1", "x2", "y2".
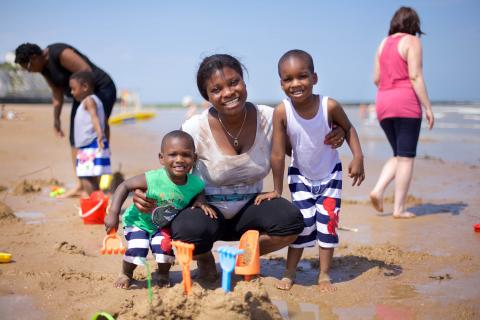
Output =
[{"x1": 122, "y1": 168, "x2": 204, "y2": 235}]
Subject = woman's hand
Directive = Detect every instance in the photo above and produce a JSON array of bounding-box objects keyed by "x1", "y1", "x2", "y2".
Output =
[
  {"x1": 425, "y1": 109, "x2": 434, "y2": 130},
  {"x1": 348, "y1": 156, "x2": 365, "y2": 186},
  {"x1": 254, "y1": 191, "x2": 280, "y2": 205},
  {"x1": 132, "y1": 189, "x2": 156, "y2": 213},
  {"x1": 192, "y1": 201, "x2": 217, "y2": 219},
  {"x1": 324, "y1": 125, "x2": 345, "y2": 149}
]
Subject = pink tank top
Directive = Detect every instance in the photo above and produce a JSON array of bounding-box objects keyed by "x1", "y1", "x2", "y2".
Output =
[{"x1": 376, "y1": 34, "x2": 421, "y2": 120}]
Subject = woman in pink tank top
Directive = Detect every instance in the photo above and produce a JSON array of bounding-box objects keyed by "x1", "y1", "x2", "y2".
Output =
[{"x1": 370, "y1": 7, "x2": 434, "y2": 219}]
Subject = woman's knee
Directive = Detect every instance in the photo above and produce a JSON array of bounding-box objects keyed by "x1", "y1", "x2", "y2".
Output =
[{"x1": 170, "y1": 207, "x2": 222, "y2": 253}]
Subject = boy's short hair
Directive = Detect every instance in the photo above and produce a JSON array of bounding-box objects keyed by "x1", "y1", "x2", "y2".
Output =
[
  {"x1": 70, "y1": 71, "x2": 95, "y2": 88},
  {"x1": 278, "y1": 49, "x2": 315, "y2": 75},
  {"x1": 161, "y1": 130, "x2": 195, "y2": 152}
]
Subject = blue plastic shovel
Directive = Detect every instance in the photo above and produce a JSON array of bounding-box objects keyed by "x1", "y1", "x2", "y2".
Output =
[{"x1": 218, "y1": 246, "x2": 244, "y2": 292}]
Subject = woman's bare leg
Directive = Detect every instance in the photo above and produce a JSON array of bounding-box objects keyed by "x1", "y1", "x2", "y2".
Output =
[
  {"x1": 370, "y1": 157, "x2": 397, "y2": 212},
  {"x1": 393, "y1": 157, "x2": 416, "y2": 218}
]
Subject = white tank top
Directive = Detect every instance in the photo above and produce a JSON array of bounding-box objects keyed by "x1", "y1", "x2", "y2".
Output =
[
  {"x1": 285, "y1": 96, "x2": 340, "y2": 180},
  {"x1": 74, "y1": 94, "x2": 105, "y2": 148},
  {"x1": 182, "y1": 104, "x2": 273, "y2": 219}
]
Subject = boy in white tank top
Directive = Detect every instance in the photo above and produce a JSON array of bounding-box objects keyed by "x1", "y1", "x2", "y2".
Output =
[
  {"x1": 69, "y1": 71, "x2": 111, "y2": 196},
  {"x1": 255, "y1": 50, "x2": 365, "y2": 292}
]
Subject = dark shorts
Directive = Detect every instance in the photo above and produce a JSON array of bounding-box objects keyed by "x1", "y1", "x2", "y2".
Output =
[
  {"x1": 170, "y1": 197, "x2": 304, "y2": 255},
  {"x1": 69, "y1": 82, "x2": 117, "y2": 146},
  {"x1": 380, "y1": 117, "x2": 422, "y2": 158}
]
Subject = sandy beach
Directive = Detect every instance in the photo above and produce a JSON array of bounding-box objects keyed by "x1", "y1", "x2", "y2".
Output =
[{"x1": 0, "y1": 104, "x2": 479, "y2": 319}]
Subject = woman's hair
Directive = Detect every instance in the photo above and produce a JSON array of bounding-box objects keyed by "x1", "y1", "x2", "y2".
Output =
[
  {"x1": 14, "y1": 43, "x2": 42, "y2": 64},
  {"x1": 196, "y1": 54, "x2": 246, "y2": 100},
  {"x1": 389, "y1": 7, "x2": 424, "y2": 36},
  {"x1": 70, "y1": 71, "x2": 95, "y2": 88}
]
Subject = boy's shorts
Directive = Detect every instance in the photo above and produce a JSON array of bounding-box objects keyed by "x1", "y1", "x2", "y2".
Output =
[
  {"x1": 123, "y1": 226, "x2": 174, "y2": 265},
  {"x1": 76, "y1": 139, "x2": 111, "y2": 177},
  {"x1": 288, "y1": 163, "x2": 342, "y2": 249}
]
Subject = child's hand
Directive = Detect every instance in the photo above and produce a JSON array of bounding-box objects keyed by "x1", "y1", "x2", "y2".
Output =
[
  {"x1": 254, "y1": 191, "x2": 280, "y2": 205},
  {"x1": 97, "y1": 137, "x2": 105, "y2": 150},
  {"x1": 192, "y1": 201, "x2": 217, "y2": 219},
  {"x1": 348, "y1": 157, "x2": 365, "y2": 186},
  {"x1": 104, "y1": 211, "x2": 119, "y2": 233}
]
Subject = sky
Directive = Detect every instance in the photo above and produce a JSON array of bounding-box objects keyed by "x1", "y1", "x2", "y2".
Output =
[{"x1": 1, "y1": 0, "x2": 479, "y2": 104}]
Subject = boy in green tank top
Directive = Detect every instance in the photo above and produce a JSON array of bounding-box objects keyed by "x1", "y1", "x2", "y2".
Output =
[{"x1": 105, "y1": 130, "x2": 216, "y2": 289}]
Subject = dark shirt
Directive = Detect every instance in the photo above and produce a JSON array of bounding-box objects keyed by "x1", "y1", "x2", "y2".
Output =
[{"x1": 41, "y1": 43, "x2": 113, "y2": 98}]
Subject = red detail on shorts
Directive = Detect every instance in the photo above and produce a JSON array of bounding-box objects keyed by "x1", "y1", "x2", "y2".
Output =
[
  {"x1": 160, "y1": 227, "x2": 172, "y2": 253},
  {"x1": 323, "y1": 197, "x2": 339, "y2": 236}
]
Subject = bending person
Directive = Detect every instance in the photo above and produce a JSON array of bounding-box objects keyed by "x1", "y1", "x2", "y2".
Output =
[
  {"x1": 133, "y1": 54, "x2": 346, "y2": 279},
  {"x1": 370, "y1": 7, "x2": 434, "y2": 218},
  {"x1": 15, "y1": 43, "x2": 117, "y2": 197}
]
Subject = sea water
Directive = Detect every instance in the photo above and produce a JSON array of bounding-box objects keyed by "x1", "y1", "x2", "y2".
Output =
[{"x1": 140, "y1": 103, "x2": 480, "y2": 165}]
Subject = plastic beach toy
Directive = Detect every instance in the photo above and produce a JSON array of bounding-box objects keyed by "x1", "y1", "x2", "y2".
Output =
[
  {"x1": 91, "y1": 311, "x2": 115, "y2": 320},
  {"x1": 474, "y1": 224, "x2": 480, "y2": 233},
  {"x1": 100, "y1": 228, "x2": 126, "y2": 255},
  {"x1": 235, "y1": 230, "x2": 260, "y2": 281},
  {"x1": 0, "y1": 252, "x2": 12, "y2": 263},
  {"x1": 218, "y1": 246, "x2": 244, "y2": 292},
  {"x1": 172, "y1": 240, "x2": 195, "y2": 294},
  {"x1": 99, "y1": 174, "x2": 113, "y2": 191},
  {"x1": 49, "y1": 186, "x2": 65, "y2": 198}
]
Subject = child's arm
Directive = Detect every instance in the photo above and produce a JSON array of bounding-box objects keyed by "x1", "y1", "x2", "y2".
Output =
[
  {"x1": 104, "y1": 174, "x2": 148, "y2": 233},
  {"x1": 84, "y1": 97, "x2": 105, "y2": 149},
  {"x1": 328, "y1": 98, "x2": 365, "y2": 186},
  {"x1": 254, "y1": 103, "x2": 287, "y2": 205},
  {"x1": 191, "y1": 191, "x2": 217, "y2": 219}
]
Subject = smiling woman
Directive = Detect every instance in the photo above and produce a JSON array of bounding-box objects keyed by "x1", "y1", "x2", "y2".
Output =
[{"x1": 132, "y1": 53, "x2": 347, "y2": 281}]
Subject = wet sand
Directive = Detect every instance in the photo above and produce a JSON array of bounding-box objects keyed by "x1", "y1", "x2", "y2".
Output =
[{"x1": 0, "y1": 104, "x2": 479, "y2": 319}]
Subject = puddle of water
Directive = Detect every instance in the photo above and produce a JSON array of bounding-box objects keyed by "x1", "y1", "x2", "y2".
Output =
[
  {"x1": 0, "y1": 294, "x2": 46, "y2": 320},
  {"x1": 333, "y1": 305, "x2": 376, "y2": 320},
  {"x1": 272, "y1": 299, "x2": 338, "y2": 320},
  {"x1": 14, "y1": 211, "x2": 45, "y2": 224},
  {"x1": 415, "y1": 272, "x2": 480, "y2": 303}
]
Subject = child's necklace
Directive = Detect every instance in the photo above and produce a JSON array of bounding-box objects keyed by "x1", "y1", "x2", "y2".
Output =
[{"x1": 218, "y1": 108, "x2": 247, "y2": 148}]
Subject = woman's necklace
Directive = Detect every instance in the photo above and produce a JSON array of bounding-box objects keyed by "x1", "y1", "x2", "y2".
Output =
[{"x1": 218, "y1": 107, "x2": 248, "y2": 148}]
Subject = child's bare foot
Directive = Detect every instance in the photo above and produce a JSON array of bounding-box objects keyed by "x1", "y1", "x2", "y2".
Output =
[
  {"x1": 114, "y1": 274, "x2": 132, "y2": 289},
  {"x1": 276, "y1": 270, "x2": 295, "y2": 290},
  {"x1": 369, "y1": 191, "x2": 384, "y2": 212},
  {"x1": 393, "y1": 211, "x2": 416, "y2": 219},
  {"x1": 318, "y1": 273, "x2": 336, "y2": 293},
  {"x1": 153, "y1": 272, "x2": 171, "y2": 287}
]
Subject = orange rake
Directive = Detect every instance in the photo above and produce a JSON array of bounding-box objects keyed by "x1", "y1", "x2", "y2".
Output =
[
  {"x1": 235, "y1": 230, "x2": 260, "y2": 281},
  {"x1": 100, "y1": 228, "x2": 126, "y2": 255},
  {"x1": 172, "y1": 240, "x2": 195, "y2": 294}
]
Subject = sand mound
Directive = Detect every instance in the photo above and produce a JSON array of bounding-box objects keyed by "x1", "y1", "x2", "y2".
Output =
[
  {"x1": 0, "y1": 201, "x2": 18, "y2": 221},
  {"x1": 12, "y1": 178, "x2": 63, "y2": 195},
  {"x1": 118, "y1": 279, "x2": 282, "y2": 320},
  {"x1": 55, "y1": 241, "x2": 86, "y2": 255}
]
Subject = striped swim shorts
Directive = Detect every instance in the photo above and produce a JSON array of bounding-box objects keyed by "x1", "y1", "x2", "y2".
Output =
[
  {"x1": 123, "y1": 226, "x2": 174, "y2": 265},
  {"x1": 288, "y1": 163, "x2": 342, "y2": 248}
]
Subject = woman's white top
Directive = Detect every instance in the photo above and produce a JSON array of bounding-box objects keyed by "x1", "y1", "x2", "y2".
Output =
[{"x1": 182, "y1": 104, "x2": 273, "y2": 219}]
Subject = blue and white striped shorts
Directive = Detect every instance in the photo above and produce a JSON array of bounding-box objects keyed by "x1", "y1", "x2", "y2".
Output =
[
  {"x1": 76, "y1": 138, "x2": 111, "y2": 177},
  {"x1": 123, "y1": 226, "x2": 174, "y2": 265},
  {"x1": 288, "y1": 163, "x2": 342, "y2": 248}
]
